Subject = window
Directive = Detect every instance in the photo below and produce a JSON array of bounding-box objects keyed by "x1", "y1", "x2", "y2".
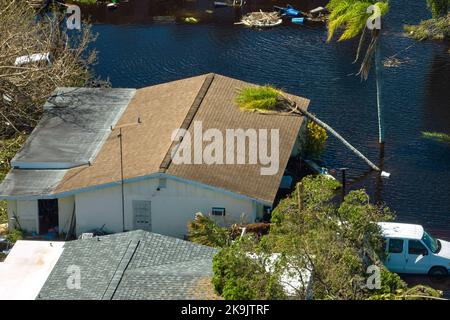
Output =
[
  {"x1": 408, "y1": 240, "x2": 428, "y2": 255},
  {"x1": 388, "y1": 239, "x2": 404, "y2": 253},
  {"x1": 212, "y1": 207, "x2": 226, "y2": 216},
  {"x1": 422, "y1": 230, "x2": 439, "y2": 253}
]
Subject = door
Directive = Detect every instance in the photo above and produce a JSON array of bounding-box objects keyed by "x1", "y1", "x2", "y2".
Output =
[
  {"x1": 405, "y1": 240, "x2": 430, "y2": 274},
  {"x1": 384, "y1": 238, "x2": 406, "y2": 273},
  {"x1": 38, "y1": 199, "x2": 59, "y2": 235},
  {"x1": 133, "y1": 200, "x2": 151, "y2": 231}
]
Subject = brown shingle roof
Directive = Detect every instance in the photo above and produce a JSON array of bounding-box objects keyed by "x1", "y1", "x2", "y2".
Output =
[
  {"x1": 56, "y1": 74, "x2": 206, "y2": 193},
  {"x1": 56, "y1": 74, "x2": 309, "y2": 203},
  {"x1": 166, "y1": 74, "x2": 308, "y2": 203}
]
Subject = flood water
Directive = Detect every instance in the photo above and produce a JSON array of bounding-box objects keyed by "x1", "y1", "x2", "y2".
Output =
[{"x1": 79, "y1": 0, "x2": 450, "y2": 238}]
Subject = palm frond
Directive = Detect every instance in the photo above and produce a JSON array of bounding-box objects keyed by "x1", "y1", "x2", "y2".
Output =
[
  {"x1": 353, "y1": 26, "x2": 367, "y2": 63},
  {"x1": 326, "y1": 0, "x2": 389, "y2": 42},
  {"x1": 357, "y1": 30, "x2": 379, "y2": 80},
  {"x1": 235, "y1": 86, "x2": 282, "y2": 113}
]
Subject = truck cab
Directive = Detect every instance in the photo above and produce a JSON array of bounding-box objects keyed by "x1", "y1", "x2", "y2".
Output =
[{"x1": 379, "y1": 222, "x2": 450, "y2": 277}]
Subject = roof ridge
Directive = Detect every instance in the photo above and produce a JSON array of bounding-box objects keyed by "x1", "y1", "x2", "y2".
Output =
[
  {"x1": 159, "y1": 73, "x2": 215, "y2": 172},
  {"x1": 101, "y1": 238, "x2": 140, "y2": 300}
]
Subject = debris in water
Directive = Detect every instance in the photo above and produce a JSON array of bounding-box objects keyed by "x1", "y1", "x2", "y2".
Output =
[
  {"x1": 383, "y1": 57, "x2": 409, "y2": 68},
  {"x1": 184, "y1": 17, "x2": 199, "y2": 24},
  {"x1": 237, "y1": 11, "x2": 282, "y2": 28}
]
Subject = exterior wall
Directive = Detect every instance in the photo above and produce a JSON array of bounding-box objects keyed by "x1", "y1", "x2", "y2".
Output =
[
  {"x1": 9, "y1": 200, "x2": 38, "y2": 233},
  {"x1": 58, "y1": 196, "x2": 75, "y2": 234},
  {"x1": 6, "y1": 200, "x2": 17, "y2": 231},
  {"x1": 74, "y1": 177, "x2": 258, "y2": 239},
  {"x1": 75, "y1": 185, "x2": 123, "y2": 235},
  {"x1": 8, "y1": 197, "x2": 74, "y2": 235}
]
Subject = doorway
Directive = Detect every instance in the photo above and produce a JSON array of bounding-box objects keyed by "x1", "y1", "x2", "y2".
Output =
[
  {"x1": 133, "y1": 200, "x2": 151, "y2": 231},
  {"x1": 38, "y1": 199, "x2": 59, "y2": 234}
]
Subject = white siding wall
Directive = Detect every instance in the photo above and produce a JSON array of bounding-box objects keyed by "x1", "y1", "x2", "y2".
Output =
[
  {"x1": 58, "y1": 196, "x2": 75, "y2": 234},
  {"x1": 74, "y1": 177, "x2": 257, "y2": 238},
  {"x1": 10, "y1": 200, "x2": 38, "y2": 233},
  {"x1": 6, "y1": 200, "x2": 17, "y2": 231},
  {"x1": 9, "y1": 197, "x2": 74, "y2": 235}
]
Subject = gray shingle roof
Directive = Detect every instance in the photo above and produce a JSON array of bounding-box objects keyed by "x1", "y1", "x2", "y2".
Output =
[
  {"x1": 0, "y1": 87, "x2": 135, "y2": 199},
  {"x1": 37, "y1": 230, "x2": 217, "y2": 300}
]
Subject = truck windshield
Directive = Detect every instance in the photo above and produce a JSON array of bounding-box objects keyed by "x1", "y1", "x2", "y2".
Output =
[{"x1": 422, "y1": 231, "x2": 440, "y2": 253}]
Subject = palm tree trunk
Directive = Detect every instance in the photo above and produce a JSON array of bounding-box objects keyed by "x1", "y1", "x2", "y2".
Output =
[
  {"x1": 375, "y1": 41, "x2": 385, "y2": 144},
  {"x1": 295, "y1": 107, "x2": 381, "y2": 172}
]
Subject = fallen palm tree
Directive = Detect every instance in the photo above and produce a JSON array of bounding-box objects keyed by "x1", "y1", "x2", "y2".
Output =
[{"x1": 236, "y1": 86, "x2": 386, "y2": 173}]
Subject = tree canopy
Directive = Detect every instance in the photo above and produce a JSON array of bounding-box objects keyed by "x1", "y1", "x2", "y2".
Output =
[
  {"x1": 209, "y1": 175, "x2": 443, "y2": 300},
  {"x1": 0, "y1": 0, "x2": 97, "y2": 138}
]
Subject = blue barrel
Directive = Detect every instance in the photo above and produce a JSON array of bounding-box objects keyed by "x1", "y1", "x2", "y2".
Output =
[{"x1": 291, "y1": 17, "x2": 305, "y2": 25}]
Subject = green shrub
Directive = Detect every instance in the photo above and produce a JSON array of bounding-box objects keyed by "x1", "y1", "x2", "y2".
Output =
[
  {"x1": 187, "y1": 214, "x2": 231, "y2": 248},
  {"x1": 405, "y1": 17, "x2": 450, "y2": 41},
  {"x1": 212, "y1": 239, "x2": 286, "y2": 300},
  {"x1": 5, "y1": 229, "x2": 23, "y2": 243},
  {"x1": 302, "y1": 121, "x2": 328, "y2": 160},
  {"x1": 0, "y1": 201, "x2": 7, "y2": 225}
]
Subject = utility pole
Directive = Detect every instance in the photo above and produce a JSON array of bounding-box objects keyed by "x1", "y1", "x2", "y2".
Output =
[
  {"x1": 112, "y1": 118, "x2": 141, "y2": 233},
  {"x1": 118, "y1": 128, "x2": 125, "y2": 232}
]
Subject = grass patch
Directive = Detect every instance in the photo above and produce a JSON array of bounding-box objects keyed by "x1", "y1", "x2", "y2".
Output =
[
  {"x1": 422, "y1": 131, "x2": 450, "y2": 143},
  {"x1": 235, "y1": 86, "x2": 282, "y2": 113},
  {"x1": 404, "y1": 17, "x2": 450, "y2": 41}
]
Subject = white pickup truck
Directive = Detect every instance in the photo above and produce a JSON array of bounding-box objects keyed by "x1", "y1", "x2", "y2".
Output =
[{"x1": 379, "y1": 222, "x2": 450, "y2": 277}]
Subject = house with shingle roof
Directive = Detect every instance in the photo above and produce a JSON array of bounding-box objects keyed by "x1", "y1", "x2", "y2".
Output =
[
  {"x1": 1, "y1": 230, "x2": 218, "y2": 300},
  {"x1": 0, "y1": 74, "x2": 309, "y2": 238}
]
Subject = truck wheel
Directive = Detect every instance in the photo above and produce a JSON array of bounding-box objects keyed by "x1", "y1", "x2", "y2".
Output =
[{"x1": 428, "y1": 266, "x2": 448, "y2": 278}]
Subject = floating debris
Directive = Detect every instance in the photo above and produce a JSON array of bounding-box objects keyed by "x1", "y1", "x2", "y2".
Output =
[
  {"x1": 291, "y1": 17, "x2": 305, "y2": 25},
  {"x1": 184, "y1": 17, "x2": 199, "y2": 24},
  {"x1": 305, "y1": 6, "x2": 329, "y2": 23},
  {"x1": 310, "y1": 6, "x2": 327, "y2": 15},
  {"x1": 273, "y1": 5, "x2": 301, "y2": 17},
  {"x1": 237, "y1": 11, "x2": 282, "y2": 28},
  {"x1": 383, "y1": 57, "x2": 409, "y2": 68},
  {"x1": 214, "y1": 0, "x2": 244, "y2": 8},
  {"x1": 107, "y1": 2, "x2": 119, "y2": 10}
]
